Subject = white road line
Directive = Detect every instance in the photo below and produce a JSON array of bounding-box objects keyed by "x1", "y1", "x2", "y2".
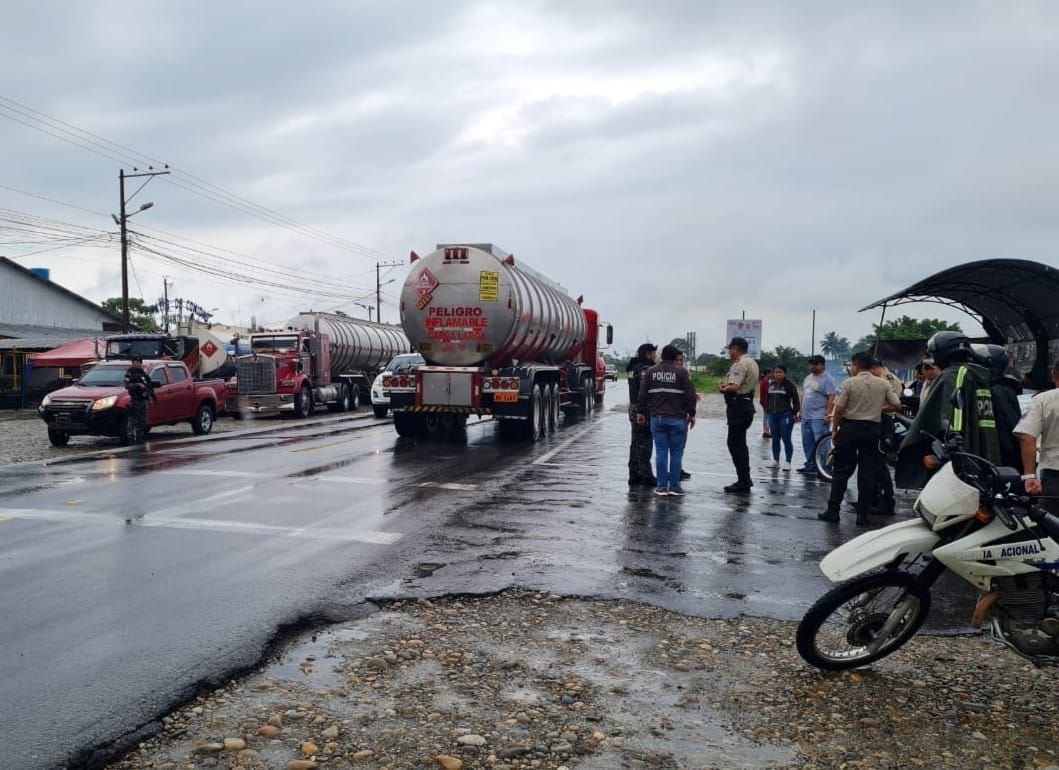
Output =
[
  {"x1": 160, "y1": 469, "x2": 271, "y2": 479},
  {"x1": 314, "y1": 476, "x2": 386, "y2": 485},
  {"x1": 417, "y1": 481, "x2": 478, "y2": 491},
  {"x1": 533, "y1": 418, "x2": 603, "y2": 465},
  {"x1": 0, "y1": 507, "x2": 401, "y2": 544}
]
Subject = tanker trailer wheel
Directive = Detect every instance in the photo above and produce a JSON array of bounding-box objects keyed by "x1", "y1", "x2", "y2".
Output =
[
  {"x1": 581, "y1": 377, "x2": 594, "y2": 416},
  {"x1": 523, "y1": 385, "x2": 544, "y2": 441},
  {"x1": 546, "y1": 383, "x2": 559, "y2": 433},
  {"x1": 328, "y1": 384, "x2": 352, "y2": 413},
  {"x1": 295, "y1": 385, "x2": 313, "y2": 419},
  {"x1": 349, "y1": 384, "x2": 360, "y2": 411},
  {"x1": 393, "y1": 412, "x2": 421, "y2": 438}
]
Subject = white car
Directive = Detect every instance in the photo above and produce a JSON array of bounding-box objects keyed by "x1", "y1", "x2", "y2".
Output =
[{"x1": 371, "y1": 353, "x2": 424, "y2": 418}]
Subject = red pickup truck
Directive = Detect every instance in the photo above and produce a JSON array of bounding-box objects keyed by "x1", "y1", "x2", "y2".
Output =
[{"x1": 38, "y1": 360, "x2": 226, "y2": 446}]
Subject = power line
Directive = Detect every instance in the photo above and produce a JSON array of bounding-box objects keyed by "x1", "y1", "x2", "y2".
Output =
[{"x1": 0, "y1": 94, "x2": 396, "y2": 262}]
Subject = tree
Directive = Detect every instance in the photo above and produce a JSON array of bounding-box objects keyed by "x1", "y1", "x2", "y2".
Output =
[
  {"x1": 853, "y1": 315, "x2": 962, "y2": 353},
  {"x1": 667, "y1": 337, "x2": 689, "y2": 353},
  {"x1": 101, "y1": 297, "x2": 158, "y2": 332},
  {"x1": 819, "y1": 331, "x2": 851, "y2": 361}
]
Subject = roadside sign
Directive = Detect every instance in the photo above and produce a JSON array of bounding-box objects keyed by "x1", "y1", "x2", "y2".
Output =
[{"x1": 725, "y1": 319, "x2": 762, "y2": 359}]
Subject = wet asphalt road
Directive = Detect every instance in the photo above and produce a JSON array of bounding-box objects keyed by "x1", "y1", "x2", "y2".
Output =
[{"x1": 0, "y1": 392, "x2": 973, "y2": 769}]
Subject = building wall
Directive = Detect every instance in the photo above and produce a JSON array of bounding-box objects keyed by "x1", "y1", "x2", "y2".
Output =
[{"x1": 0, "y1": 262, "x2": 113, "y2": 329}]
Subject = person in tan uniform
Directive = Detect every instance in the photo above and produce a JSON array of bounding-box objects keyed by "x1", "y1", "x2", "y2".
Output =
[
  {"x1": 819, "y1": 351, "x2": 901, "y2": 525},
  {"x1": 717, "y1": 336, "x2": 759, "y2": 493}
]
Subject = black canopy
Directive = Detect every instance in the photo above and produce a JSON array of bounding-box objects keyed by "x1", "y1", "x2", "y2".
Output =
[{"x1": 861, "y1": 259, "x2": 1059, "y2": 385}]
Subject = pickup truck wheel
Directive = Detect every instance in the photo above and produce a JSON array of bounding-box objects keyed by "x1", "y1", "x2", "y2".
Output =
[
  {"x1": 295, "y1": 385, "x2": 313, "y2": 419},
  {"x1": 192, "y1": 403, "x2": 215, "y2": 435},
  {"x1": 47, "y1": 430, "x2": 70, "y2": 447},
  {"x1": 118, "y1": 416, "x2": 131, "y2": 446},
  {"x1": 373, "y1": 405, "x2": 389, "y2": 418}
]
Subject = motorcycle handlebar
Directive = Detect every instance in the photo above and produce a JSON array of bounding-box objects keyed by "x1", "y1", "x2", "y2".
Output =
[{"x1": 1024, "y1": 505, "x2": 1059, "y2": 543}]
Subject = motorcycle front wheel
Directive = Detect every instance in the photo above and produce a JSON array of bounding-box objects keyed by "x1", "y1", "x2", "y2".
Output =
[
  {"x1": 796, "y1": 570, "x2": 931, "y2": 670},
  {"x1": 813, "y1": 434, "x2": 834, "y2": 482}
]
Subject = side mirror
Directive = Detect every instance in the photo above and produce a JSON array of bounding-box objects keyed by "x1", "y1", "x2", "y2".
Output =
[{"x1": 606, "y1": 324, "x2": 614, "y2": 346}]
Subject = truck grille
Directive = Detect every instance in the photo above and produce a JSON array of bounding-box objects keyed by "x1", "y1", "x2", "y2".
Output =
[{"x1": 237, "y1": 357, "x2": 276, "y2": 395}]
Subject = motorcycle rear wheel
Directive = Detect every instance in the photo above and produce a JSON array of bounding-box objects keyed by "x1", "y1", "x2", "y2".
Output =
[{"x1": 796, "y1": 570, "x2": 931, "y2": 670}]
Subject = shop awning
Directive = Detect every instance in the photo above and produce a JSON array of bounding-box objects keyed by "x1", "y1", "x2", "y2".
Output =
[{"x1": 27, "y1": 337, "x2": 105, "y2": 368}]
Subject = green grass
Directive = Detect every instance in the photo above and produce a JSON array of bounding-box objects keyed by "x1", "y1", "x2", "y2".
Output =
[{"x1": 690, "y1": 372, "x2": 724, "y2": 393}]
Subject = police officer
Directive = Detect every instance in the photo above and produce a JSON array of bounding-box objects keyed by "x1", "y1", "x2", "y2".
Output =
[
  {"x1": 627, "y1": 343, "x2": 658, "y2": 487},
  {"x1": 718, "y1": 336, "x2": 759, "y2": 493},
  {"x1": 1017, "y1": 359, "x2": 1059, "y2": 515},
  {"x1": 123, "y1": 356, "x2": 157, "y2": 445},
  {"x1": 819, "y1": 351, "x2": 900, "y2": 525},
  {"x1": 869, "y1": 357, "x2": 900, "y2": 515},
  {"x1": 974, "y1": 343, "x2": 1023, "y2": 472}
]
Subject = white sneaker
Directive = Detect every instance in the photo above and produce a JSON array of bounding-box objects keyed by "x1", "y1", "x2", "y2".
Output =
[{"x1": 782, "y1": 461, "x2": 792, "y2": 472}]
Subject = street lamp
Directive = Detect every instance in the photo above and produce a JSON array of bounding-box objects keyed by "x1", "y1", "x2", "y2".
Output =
[
  {"x1": 355, "y1": 302, "x2": 374, "y2": 322},
  {"x1": 114, "y1": 167, "x2": 169, "y2": 333}
]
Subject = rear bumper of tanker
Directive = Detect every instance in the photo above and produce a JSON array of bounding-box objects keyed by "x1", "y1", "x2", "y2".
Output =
[{"x1": 388, "y1": 390, "x2": 523, "y2": 417}]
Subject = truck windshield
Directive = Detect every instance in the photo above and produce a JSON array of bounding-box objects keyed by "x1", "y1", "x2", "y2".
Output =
[
  {"x1": 108, "y1": 339, "x2": 166, "y2": 359},
  {"x1": 78, "y1": 366, "x2": 129, "y2": 387},
  {"x1": 251, "y1": 335, "x2": 299, "y2": 353},
  {"x1": 386, "y1": 354, "x2": 424, "y2": 373}
]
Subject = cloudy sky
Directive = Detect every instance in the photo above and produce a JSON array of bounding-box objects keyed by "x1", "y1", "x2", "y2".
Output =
[{"x1": 2, "y1": 2, "x2": 1057, "y2": 355}]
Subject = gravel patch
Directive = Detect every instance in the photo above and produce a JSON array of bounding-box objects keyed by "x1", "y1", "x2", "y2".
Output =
[
  {"x1": 107, "y1": 590, "x2": 1059, "y2": 770},
  {"x1": 0, "y1": 410, "x2": 250, "y2": 465}
]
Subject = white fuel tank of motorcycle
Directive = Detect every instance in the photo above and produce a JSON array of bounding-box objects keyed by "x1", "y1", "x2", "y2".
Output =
[{"x1": 913, "y1": 462, "x2": 980, "y2": 531}]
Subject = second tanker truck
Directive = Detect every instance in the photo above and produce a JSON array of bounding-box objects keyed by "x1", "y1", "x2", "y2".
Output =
[
  {"x1": 386, "y1": 243, "x2": 611, "y2": 440},
  {"x1": 236, "y1": 312, "x2": 408, "y2": 417}
]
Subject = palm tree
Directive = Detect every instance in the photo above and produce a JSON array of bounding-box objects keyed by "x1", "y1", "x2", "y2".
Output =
[{"x1": 819, "y1": 331, "x2": 841, "y2": 360}]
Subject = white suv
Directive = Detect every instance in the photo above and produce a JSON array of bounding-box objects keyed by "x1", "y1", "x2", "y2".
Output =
[{"x1": 371, "y1": 353, "x2": 425, "y2": 418}]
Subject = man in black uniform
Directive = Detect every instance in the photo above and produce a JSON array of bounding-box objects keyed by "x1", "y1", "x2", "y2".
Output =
[
  {"x1": 123, "y1": 356, "x2": 157, "y2": 445},
  {"x1": 627, "y1": 343, "x2": 658, "y2": 487}
]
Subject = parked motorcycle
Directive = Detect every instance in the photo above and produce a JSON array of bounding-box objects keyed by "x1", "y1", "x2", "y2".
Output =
[
  {"x1": 812, "y1": 413, "x2": 910, "y2": 483},
  {"x1": 797, "y1": 428, "x2": 1059, "y2": 670}
]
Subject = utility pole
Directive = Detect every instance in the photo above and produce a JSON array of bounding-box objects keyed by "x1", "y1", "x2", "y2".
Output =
[
  {"x1": 810, "y1": 308, "x2": 816, "y2": 356},
  {"x1": 376, "y1": 260, "x2": 402, "y2": 323},
  {"x1": 162, "y1": 277, "x2": 172, "y2": 334},
  {"x1": 115, "y1": 167, "x2": 169, "y2": 333}
]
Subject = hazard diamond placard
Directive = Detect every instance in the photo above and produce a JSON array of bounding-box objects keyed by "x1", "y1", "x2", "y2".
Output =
[{"x1": 414, "y1": 268, "x2": 440, "y2": 298}]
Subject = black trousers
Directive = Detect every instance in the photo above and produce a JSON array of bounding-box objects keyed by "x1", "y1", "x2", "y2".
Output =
[
  {"x1": 827, "y1": 420, "x2": 881, "y2": 516},
  {"x1": 127, "y1": 398, "x2": 149, "y2": 445},
  {"x1": 726, "y1": 399, "x2": 754, "y2": 484},
  {"x1": 628, "y1": 416, "x2": 654, "y2": 481},
  {"x1": 1041, "y1": 469, "x2": 1059, "y2": 516}
]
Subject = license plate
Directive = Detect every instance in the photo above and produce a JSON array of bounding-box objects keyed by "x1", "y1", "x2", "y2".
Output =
[
  {"x1": 493, "y1": 391, "x2": 519, "y2": 403},
  {"x1": 56, "y1": 414, "x2": 71, "y2": 424}
]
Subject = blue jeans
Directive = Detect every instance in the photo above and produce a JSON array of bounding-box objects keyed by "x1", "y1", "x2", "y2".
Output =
[
  {"x1": 801, "y1": 417, "x2": 829, "y2": 468},
  {"x1": 650, "y1": 416, "x2": 688, "y2": 491},
  {"x1": 768, "y1": 411, "x2": 795, "y2": 462}
]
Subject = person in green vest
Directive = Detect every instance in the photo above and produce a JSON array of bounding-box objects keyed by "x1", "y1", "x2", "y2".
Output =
[{"x1": 895, "y1": 331, "x2": 1001, "y2": 489}]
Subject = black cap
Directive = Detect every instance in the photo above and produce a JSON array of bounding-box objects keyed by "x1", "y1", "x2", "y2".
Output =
[
  {"x1": 131, "y1": 355, "x2": 143, "y2": 363},
  {"x1": 870, "y1": 357, "x2": 883, "y2": 368},
  {"x1": 636, "y1": 342, "x2": 657, "y2": 355},
  {"x1": 808, "y1": 354, "x2": 826, "y2": 365}
]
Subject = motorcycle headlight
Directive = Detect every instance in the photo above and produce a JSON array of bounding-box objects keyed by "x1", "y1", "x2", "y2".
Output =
[{"x1": 91, "y1": 395, "x2": 119, "y2": 411}]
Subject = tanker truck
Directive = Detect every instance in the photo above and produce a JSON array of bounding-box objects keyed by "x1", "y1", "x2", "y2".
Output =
[
  {"x1": 236, "y1": 312, "x2": 408, "y2": 417},
  {"x1": 387, "y1": 243, "x2": 612, "y2": 440}
]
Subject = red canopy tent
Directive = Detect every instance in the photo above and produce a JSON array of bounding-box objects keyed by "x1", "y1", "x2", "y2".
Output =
[{"x1": 28, "y1": 337, "x2": 105, "y2": 368}]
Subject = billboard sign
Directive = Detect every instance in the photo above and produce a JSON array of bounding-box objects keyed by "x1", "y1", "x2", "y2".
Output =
[{"x1": 725, "y1": 319, "x2": 762, "y2": 359}]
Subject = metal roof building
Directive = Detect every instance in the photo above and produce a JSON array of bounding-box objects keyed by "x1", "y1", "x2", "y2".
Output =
[{"x1": 0, "y1": 258, "x2": 120, "y2": 404}]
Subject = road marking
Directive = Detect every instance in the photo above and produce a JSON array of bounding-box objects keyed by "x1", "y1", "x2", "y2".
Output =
[
  {"x1": 160, "y1": 469, "x2": 272, "y2": 479},
  {"x1": 0, "y1": 507, "x2": 401, "y2": 544},
  {"x1": 533, "y1": 418, "x2": 602, "y2": 465},
  {"x1": 315, "y1": 476, "x2": 386, "y2": 485},
  {"x1": 292, "y1": 439, "x2": 355, "y2": 453},
  {"x1": 417, "y1": 481, "x2": 478, "y2": 491}
]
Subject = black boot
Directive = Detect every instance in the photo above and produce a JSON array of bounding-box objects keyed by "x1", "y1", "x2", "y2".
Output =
[
  {"x1": 817, "y1": 508, "x2": 840, "y2": 522},
  {"x1": 724, "y1": 481, "x2": 752, "y2": 494},
  {"x1": 855, "y1": 511, "x2": 870, "y2": 526},
  {"x1": 679, "y1": 470, "x2": 691, "y2": 480}
]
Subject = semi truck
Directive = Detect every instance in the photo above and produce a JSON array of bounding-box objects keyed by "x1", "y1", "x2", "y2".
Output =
[
  {"x1": 235, "y1": 312, "x2": 408, "y2": 417},
  {"x1": 103, "y1": 332, "x2": 231, "y2": 378},
  {"x1": 387, "y1": 243, "x2": 611, "y2": 440}
]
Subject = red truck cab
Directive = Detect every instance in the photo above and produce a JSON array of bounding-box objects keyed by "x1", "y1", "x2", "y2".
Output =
[{"x1": 38, "y1": 360, "x2": 226, "y2": 446}]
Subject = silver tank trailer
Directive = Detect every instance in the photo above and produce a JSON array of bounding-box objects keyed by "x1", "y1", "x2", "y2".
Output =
[
  {"x1": 400, "y1": 244, "x2": 587, "y2": 367},
  {"x1": 285, "y1": 313, "x2": 408, "y2": 374}
]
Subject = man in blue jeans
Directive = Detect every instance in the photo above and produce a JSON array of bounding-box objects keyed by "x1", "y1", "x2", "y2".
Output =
[
  {"x1": 797, "y1": 355, "x2": 837, "y2": 474},
  {"x1": 636, "y1": 344, "x2": 698, "y2": 496}
]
